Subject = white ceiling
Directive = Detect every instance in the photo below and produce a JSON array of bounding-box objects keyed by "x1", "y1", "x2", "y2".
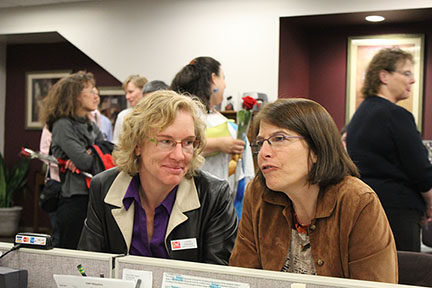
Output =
[
  {"x1": 0, "y1": 0, "x2": 98, "y2": 9},
  {"x1": 0, "y1": 0, "x2": 102, "y2": 43}
]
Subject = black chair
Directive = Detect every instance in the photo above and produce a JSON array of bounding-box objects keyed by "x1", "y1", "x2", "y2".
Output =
[{"x1": 397, "y1": 250, "x2": 432, "y2": 287}]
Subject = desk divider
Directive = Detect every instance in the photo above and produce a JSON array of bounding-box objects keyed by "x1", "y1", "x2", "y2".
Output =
[
  {"x1": 115, "y1": 255, "x2": 419, "y2": 288},
  {"x1": 0, "y1": 243, "x2": 425, "y2": 288},
  {"x1": 0, "y1": 242, "x2": 116, "y2": 288}
]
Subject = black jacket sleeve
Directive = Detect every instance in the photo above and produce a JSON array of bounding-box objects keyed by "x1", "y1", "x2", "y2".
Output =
[
  {"x1": 77, "y1": 169, "x2": 127, "y2": 254},
  {"x1": 201, "y1": 178, "x2": 238, "y2": 264},
  {"x1": 389, "y1": 107, "x2": 432, "y2": 192}
]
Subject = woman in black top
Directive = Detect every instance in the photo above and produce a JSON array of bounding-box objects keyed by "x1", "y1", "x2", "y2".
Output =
[{"x1": 346, "y1": 48, "x2": 432, "y2": 251}]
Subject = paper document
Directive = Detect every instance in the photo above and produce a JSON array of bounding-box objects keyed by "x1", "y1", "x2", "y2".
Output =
[
  {"x1": 162, "y1": 272, "x2": 250, "y2": 288},
  {"x1": 122, "y1": 268, "x2": 152, "y2": 288},
  {"x1": 53, "y1": 274, "x2": 136, "y2": 288}
]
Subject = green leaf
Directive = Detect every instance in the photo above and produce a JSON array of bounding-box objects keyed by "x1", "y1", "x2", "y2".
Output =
[
  {"x1": 236, "y1": 110, "x2": 253, "y2": 140},
  {"x1": 0, "y1": 152, "x2": 30, "y2": 208}
]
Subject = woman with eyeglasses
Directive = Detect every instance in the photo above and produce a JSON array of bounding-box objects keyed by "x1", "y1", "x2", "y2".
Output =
[
  {"x1": 78, "y1": 90, "x2": 238, "y2": 264},
  {"x1": 229, "y1": 98, "x2": 397, "y2": 282},
  {"x1": 40, "y1": 71, "x2": 105, "y2": 249},
  {"x1": 346, "y1": 48, "x2": 432, "y2": 252}
]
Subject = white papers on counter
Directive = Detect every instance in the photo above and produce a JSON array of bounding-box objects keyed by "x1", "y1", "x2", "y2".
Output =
[
  {"x1": 162, "y1": 272, "x2": 250, "y2": 288},
  {"x1": 53, "y1": 274, "x2": 136, "y2": 288},
  {"x1": 122, "y1": 268, "x2": 152, "y2": 288}
]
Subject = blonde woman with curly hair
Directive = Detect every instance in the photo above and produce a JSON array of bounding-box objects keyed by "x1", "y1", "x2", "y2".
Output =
[
  {"x1": 78, "y1": 90, "x2": 238, "y2": 264},
  {"x1": 40, "y1": 71, "x2": 104, "y2": 249}
]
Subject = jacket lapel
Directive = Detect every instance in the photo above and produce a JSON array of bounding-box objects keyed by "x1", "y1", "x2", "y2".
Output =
[
  {"x1": 165, "y1": 177, "x2": 200, "y2": 241},
  {"x1": 255, "y1": 181, "x2": 341, "y2": 270},
  {"x1": 104, "y1": 171, "x2": 134, "y2": 251},
  {"x1": 315, "y1": 184, "x2": 338, "y2": 219},
  {"x1": 261, "y1": 188, "x2": 293, "y2": 270}
]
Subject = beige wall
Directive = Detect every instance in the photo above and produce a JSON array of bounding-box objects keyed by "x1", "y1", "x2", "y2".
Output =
[{"x1": 0, "y1": 0, "x2": 431, "y2": 153}]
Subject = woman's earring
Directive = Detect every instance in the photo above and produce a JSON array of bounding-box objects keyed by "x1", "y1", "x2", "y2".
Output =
[{"x1": 213, "y1": 88, "x2": 219, "y2": 93}]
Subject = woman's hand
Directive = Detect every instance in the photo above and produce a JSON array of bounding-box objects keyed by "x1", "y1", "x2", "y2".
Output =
[
  {"x1": 421, "y1": 189, "x2": 432, "y2": 223},
  {"x1": 219, "y1": 137, "x2": 245, "y2": 155},
  {"x1": 204, "y1": 137, "x2": 245, "y2": 156},
  {"x1": 426, "y1": 207, "x2": 432, "y2": 223},
  {"x1": 65, "y1": 159, "x2": 77, "y2": 173}
]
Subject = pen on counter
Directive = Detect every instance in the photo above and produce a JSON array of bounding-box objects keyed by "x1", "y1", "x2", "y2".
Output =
[
  {"x1": 135, "y1": 279, "x2": 142, "y2": 288},
  {"x1": 77, "y1": 264, "x2": 87, "y2": 277}
]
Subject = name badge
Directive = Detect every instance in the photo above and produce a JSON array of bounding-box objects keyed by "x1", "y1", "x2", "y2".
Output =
[{"x1": 170, "y1": 238, "x2": 197, "y2": 251}]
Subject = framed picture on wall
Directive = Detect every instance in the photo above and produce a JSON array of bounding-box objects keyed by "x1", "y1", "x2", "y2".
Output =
[
  {"x1": 25, "y1": 70, "x2": 71, "y2": 130},
  {"x1": 346, "y1": 34, "x2": 425, "y2": 131},
  {"x1": 98, "y1": 86, "x2": 127, "y2": 126}
]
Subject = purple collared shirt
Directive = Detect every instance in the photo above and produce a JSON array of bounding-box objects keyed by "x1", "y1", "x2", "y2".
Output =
[{"x1": 123, "y1": 175, "x2": 177, "y2": 258}]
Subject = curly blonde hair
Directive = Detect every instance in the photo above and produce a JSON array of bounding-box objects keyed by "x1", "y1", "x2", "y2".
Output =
[
  {"x1": 39, "y1": 71, "x2": 95, "y2": 131},
  {"x1": 113, "y1": 90, "x2": 207, "y2": 178}
]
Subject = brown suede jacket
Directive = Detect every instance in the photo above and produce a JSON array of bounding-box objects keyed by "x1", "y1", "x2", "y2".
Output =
[{"x1": 229, "y1": 176, "x2": 398, "y2": 283}]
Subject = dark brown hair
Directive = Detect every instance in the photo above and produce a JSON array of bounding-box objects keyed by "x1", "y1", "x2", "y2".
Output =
[
  {"x1": 252, "y1": 98, "x2": 359, "y2": 188},
  {"x1": 170, "y1": 56, "x2": 221, "y2": 110}
]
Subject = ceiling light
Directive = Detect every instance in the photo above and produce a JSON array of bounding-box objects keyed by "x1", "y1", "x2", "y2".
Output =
[{"x1": 365, "y1": 15, "x2": 385, "y2": 22}]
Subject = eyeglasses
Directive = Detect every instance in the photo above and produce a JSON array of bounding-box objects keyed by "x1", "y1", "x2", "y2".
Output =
[
  {"x1": 81, "y1": 89, "x2": 97, "y2": 95},
  {"x1": 250, "y1": 134, "x2": 304, "y2": 154},
  {"x1": 148, "y1": 137, "x2": 200, "y2": 153},
  {"x1": 395, "y1": 70, "x2": 414, "y2": 78}
]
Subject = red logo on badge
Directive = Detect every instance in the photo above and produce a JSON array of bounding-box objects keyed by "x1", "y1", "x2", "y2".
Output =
[{"x1": 172, "y1": 241, "x2": 181, "y2": 249}]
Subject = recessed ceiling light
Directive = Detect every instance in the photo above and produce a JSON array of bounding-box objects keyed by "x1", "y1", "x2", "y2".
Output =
[{"x1": 365, "y1": 15, "x2": 385, "y2": 22}]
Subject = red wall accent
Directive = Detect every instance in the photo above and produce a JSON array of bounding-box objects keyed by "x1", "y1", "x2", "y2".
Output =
[
  {"x1": 278, "y1": 20, "x2": 310, "y2": 99},
  {"x1": 279, "y1": 18, "x2": 432, "y2": 138},
  {"x1": 4, "y1": 42, "x2": 121, "y2": 231}
]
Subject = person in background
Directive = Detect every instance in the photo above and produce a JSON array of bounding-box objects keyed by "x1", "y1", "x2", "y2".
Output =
[
  {"x1": 171, "y1": 57, "x2": 255, "y2": 205},
  {"x1": 78, "y1": 90, "x2": 237, "y2": 264},
  {"x1": 142, "y1": 80, "x2": 169, "y2": 94},
  {"x1": 340, "y1": 125, "x2": 347, "y2": 150},
  {"x1": 229, "y1": 98, "x2": 397, "y2": 283},
  {"x1": 113, "y1": 75, "x2": 148, "y2": 144},
  {"x1": 346, "y1": 48, "x2": 432, "y2": 252},
  {"x1": 39, "y1": 126, "x2": 60, "y2": 246},
  {"x1": 40, "y1": 71, "x2": 105, "y2": 249},
  {"x1": 90, "y1": 87, "x2": 113, "y2": 142}
]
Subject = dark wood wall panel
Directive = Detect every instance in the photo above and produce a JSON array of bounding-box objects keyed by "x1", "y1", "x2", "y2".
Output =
[
  {"x1": 279, "y1": 13, "x2": 432, "y2": 139},
  {"x1": 4, "y1": 42, "x2": 121, "y2": 231}
]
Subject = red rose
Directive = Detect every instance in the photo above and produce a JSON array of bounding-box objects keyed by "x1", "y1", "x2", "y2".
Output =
[{"x1": 242, "y1": 96, "x2": 257, "y2": 110}]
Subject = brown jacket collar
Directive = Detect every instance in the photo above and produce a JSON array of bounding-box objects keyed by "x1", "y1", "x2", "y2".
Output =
[{"x1": 262, "y1": 183, "x2": 337, "y2": 219}]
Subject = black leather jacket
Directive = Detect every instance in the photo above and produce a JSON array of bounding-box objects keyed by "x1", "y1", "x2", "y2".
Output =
[{"x1": 78, "y1": 168, "x2": 238, "y2": 265}]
